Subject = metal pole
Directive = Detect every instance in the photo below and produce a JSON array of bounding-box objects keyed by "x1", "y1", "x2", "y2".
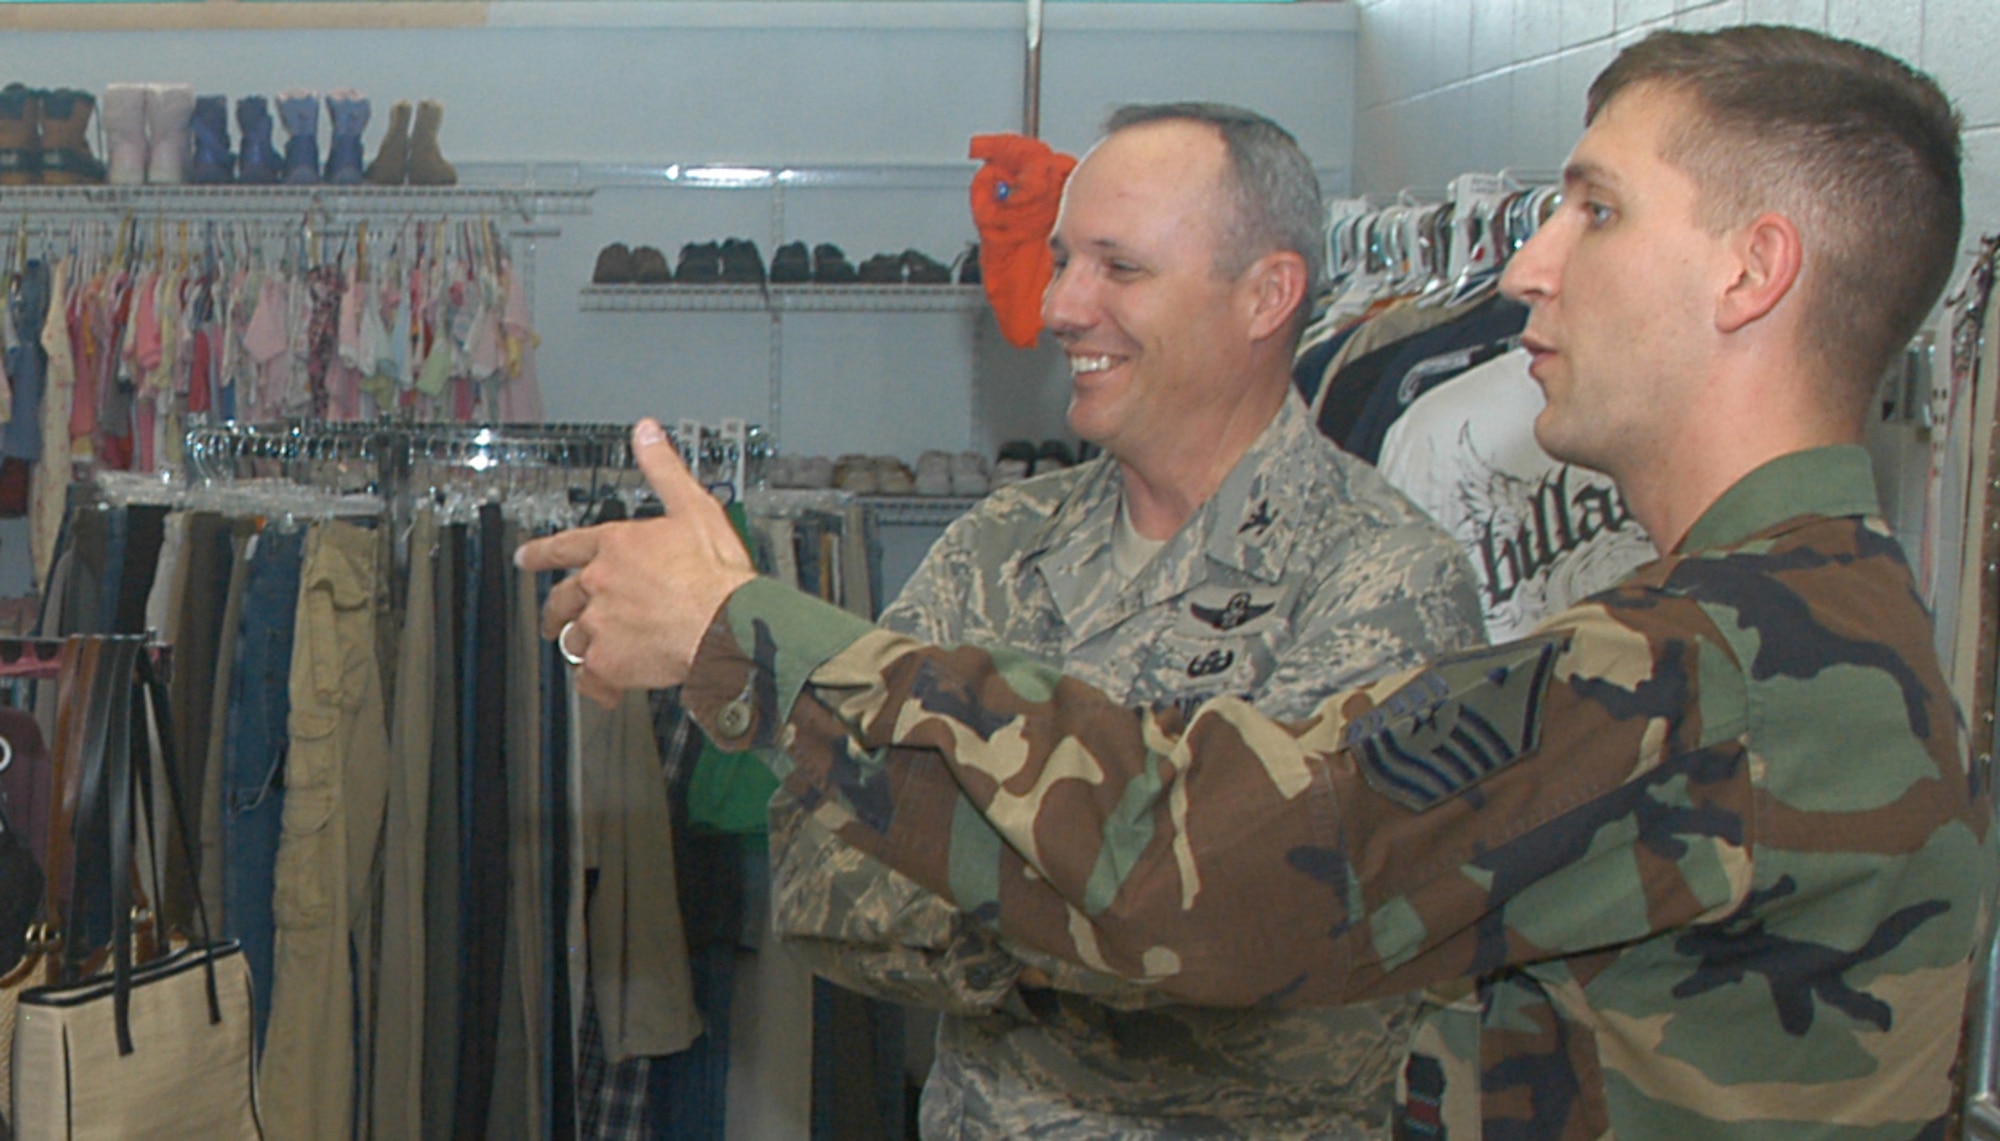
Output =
[{"x1": 1024, "y1": 0, "x2": 1043, "y2": 137}]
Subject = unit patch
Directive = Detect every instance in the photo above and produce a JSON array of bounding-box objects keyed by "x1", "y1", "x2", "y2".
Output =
[{"x1": 1343, "y1": 633, "x2": 1568, "y2": 811}]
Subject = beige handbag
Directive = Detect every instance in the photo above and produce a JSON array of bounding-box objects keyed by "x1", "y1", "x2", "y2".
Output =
[{"x1": 9, "y1": 637, "x2": 262, "y2": 1141}]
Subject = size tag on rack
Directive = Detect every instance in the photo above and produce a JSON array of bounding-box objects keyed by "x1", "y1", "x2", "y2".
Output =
[
  {"x1": 718, "y1": 418, "x2": 748, "y2": 505},
  {"x1": 676, "y1": 419, "x2": 703, "y2": 475},
  {"x1": 1443, "y1": 173, "x2": 1513, "y2": 304}
]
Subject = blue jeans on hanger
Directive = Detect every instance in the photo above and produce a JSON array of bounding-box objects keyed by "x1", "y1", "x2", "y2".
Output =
[
  {"x1": 221, "y1": 524, "x2": 305, "y2": 1053},
  {"x1": 3, "y1": 259, "x2": 49, "y2": 463}
]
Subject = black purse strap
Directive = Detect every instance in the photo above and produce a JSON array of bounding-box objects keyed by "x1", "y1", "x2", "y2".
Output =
[
  {"x1": 60, "y1": 636, "x2": 124, "y2": 977},
  {"x1": 133, "y1": 649, "x2": 223, "y2": 1029},
  {"x1": 58, "y1": 635, "x2": 221, "y2": 1057},
  {"x1": 102, "y1": 636, "x2": 141, "y2": 1056}
]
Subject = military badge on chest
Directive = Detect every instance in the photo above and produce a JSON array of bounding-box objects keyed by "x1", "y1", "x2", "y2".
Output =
[{"x1": 1165, "y1": 583, "x2": 1289, "y2": 684}]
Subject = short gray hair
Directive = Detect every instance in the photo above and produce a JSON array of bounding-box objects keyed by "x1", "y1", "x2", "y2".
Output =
[{"x1": 1104, "y1": 102, "x2": 1325, "y2": 303}]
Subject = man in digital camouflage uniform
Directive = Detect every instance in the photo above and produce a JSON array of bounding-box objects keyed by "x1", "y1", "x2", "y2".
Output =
[
  {"x1": 523, "y1": 25, "x2": 1996, "y2": 1140},
  {"x1": 769, "y1": 104, "x2": 1485, "y2": 1139}
]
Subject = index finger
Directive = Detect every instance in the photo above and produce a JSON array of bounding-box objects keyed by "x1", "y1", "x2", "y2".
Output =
[{"x1": 514, "y1": 523, "x2": 603, "y2": 573}]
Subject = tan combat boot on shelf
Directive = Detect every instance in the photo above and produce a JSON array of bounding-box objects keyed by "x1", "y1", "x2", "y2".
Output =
[
  {"x1": 38, "y1": 89, "x2": 104, "y2": 185},
  {"x1": 366, "y1": 99, "x2": 411, "y2": 184},
  {"x1": 0, "y1": 84, "x2": 41, "y2": 186},
  {"x1": 405, "y1": 99, "x2": 456, "y2": 186}
]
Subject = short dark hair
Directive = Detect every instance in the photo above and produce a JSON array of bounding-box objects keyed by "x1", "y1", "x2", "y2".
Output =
[
  {"x1": 1104, "y1": 102, "x2": 1325, "y2": 308},
  {"x1": 1588, "y1": 25, "x2": 1963, "y2": 406}
]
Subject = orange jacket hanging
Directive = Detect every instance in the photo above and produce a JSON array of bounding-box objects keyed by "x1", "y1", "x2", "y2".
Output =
[{"x1": 968, "y1": 134, "x2": 1076, "y2": 349}]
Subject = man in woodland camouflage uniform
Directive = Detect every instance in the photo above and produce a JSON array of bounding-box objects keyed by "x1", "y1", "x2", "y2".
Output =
[
  {"x1": 770, "y1": 104, "x2": 1483, "y2": 1138},
  {"x1": 524, "y1": 25, "x2": 1995, "y2": 1140}
]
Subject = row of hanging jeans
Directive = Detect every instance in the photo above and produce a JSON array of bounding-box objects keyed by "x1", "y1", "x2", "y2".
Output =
[
  {"x1": 12, "y1": 454, "x2": 709, "y2": 1141},
  {"x1": 0, "y1": 217, "x2": 547, "y2": 595}
]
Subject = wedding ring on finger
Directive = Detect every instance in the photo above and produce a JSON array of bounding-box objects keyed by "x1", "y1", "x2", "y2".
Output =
[{"x1": 559, "y1": 620, "x2": 587, "y2": 667}]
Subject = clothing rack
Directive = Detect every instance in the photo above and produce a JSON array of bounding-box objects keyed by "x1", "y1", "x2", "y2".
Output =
[
  {"x1": 0, "y1": 183, "x2": 594, "y2": 226},
  {"x1": 1321, "y1": 171, "x2": 1558, "y2": 317},
  {"x1": 181, "y1": 418, "x2": 773, "y2": 503}
]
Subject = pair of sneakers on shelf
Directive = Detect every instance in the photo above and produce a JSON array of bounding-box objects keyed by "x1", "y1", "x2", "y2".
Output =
[
  {"x1": 764, "y1": 453, "x2": 915, "y2": 494},
  {"x1": 992, "y1": 439, "x2": 1078, "y2": 488},
  {"x1": 592, "y1": 238, "x2": 764, "y2": 285},
  {"x1": 770, "y1": 242, "x2": 964, "y2": 286},
  {"x1": 914, "y1": 450, "x2": 990, "y2": 496}
]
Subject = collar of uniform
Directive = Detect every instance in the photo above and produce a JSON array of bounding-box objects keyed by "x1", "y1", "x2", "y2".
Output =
[
  {"x1": 1193, "y1": 391, "x2": 1312, "y2": 582},
  {"x1": 1676, "y1": 444, "x2": 1881, "y2": 554},
  {"x1": 1018, "y1": 455, "x2": 1124, "y2": 575}
]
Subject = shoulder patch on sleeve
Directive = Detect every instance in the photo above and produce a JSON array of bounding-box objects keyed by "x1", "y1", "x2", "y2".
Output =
[{"x1": 1344, "y1": 633, "x2": 1569, "y2": 811}]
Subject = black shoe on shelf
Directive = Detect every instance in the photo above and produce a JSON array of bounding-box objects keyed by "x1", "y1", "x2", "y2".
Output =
[
  {"x1": 957, "y1": 242, "x2": 981, "y2": 284},
  {"x1": 903, "y1": 249, "x2": 952, "y2": 284},
  {"x1": 770, "y1": 240, "x2": 811, "y2": 283},
  {"x1": 593, "y1": 242, "x2": 636, "y2": 284},
  {"x1": 813, "y1": 242, "x2": 858, "y2": 284},
  {"x1": 631, "y1": 245, "x2": 672, "y2": 284},
  {"x1": 720, "y1": 237, "x2": 766, "y2": 284},
  {"x1": 676, "y1": 241, "x2": 722, "y2": 283},
  {"x1": 857, "y1": 252, "x2": 904, "y2": 284}
]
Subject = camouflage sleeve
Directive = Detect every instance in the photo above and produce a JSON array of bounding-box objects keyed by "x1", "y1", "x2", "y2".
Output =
[
  {"x1": 767, "y1": 517, "x2": 1029, "y2": 1013},
  {"x1": 689, "y1": 576, "x2": 1754, "y2": 1007},
  {"x1": 997, "y1": 514, "x2": 1487, "y2": 1004}
]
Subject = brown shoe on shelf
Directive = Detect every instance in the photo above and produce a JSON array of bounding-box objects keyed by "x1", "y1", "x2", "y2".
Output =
[
  {"x1": 366, "y1": 99, "x2": 411, "y2": 185},
  {"x1": 405, "y1": 98, "x2": 456, "y2": 186},
  {"x1": 631, "y1": 245, "x2": 672, "y2": 284},
  {"x1": 0, "y1": 84, "x2": 42, "y2": 186},
  {"x1": 593, "y1": 242, "x2": 636, "y2": 284},
  {"x1": 38, "y1": 88, "x2": 105, "y2": 185}
]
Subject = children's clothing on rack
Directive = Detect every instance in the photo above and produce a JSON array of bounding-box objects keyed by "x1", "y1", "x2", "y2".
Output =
[{"x1": 0, "y1": 217, "x2": 548, "y2": 592}]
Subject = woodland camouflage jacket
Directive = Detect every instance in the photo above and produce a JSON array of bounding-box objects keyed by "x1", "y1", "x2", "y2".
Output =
[{"x1": 683, "y1": 445, "x2": 1996, "y2": 1140}]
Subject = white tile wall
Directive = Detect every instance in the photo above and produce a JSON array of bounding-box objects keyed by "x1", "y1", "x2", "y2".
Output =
[
  {"x1": 1354, "y1": 0, "x2": 2000, "y2": 251},
  {"x1": 1926, "y1": 0, "x2": 2000, "y2": 127},
  {"x1": 1827, "y1": 0, "x2": 1922, "y2": 66},
  {"x1": 1675, "y1": 1, "x2": 1748, "y2": 31},
  {"x1": 1517, "y1": 0, "x2": 1565, "y2": 61},
  {"x1": 1471, "y1": 0, "x2": 1519, "y2": 75},
  {"x1": 1744, "y1": 0, "x2": 1828, "y2": 26},
  {"x1": 1617, "y1": 0, "x2": 1679, "y2": 26},
  {"x1": 1562, "y1": 0, "x2": 1619, "y2": 48}
]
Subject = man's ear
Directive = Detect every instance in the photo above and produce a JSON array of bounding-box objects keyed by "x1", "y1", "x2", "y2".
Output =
[
  {"x1": 1246, "y1": 250, "x2": 1309, "y2": 341},
  {"x1": 1717, "y1": 211, "x2": 1803, "y2": 333}
]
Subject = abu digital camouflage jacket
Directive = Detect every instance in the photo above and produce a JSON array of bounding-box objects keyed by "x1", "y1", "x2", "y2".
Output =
[
  {"x1": 768, "y1": 393, "x2": 1485, "y2": 1138},
  {"x1": 686, "y1": 445, "x2": 1995, "y2": 1140}
]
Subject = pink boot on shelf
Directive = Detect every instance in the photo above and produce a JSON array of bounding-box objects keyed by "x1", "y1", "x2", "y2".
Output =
[
  {"x1": 101, "y1": 82, "x2": 148, "y2": 185},
  {"x1": 144, "y1": 83, "x2": 195, "y2": 184}
]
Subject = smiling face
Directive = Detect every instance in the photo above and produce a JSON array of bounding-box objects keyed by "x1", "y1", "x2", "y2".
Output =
[
  {"x1": 1500, "y1": 84, "x2": 1734, "y2": 482},
  {"x1": 1042, "y1": 121, "x2": 1273, "y2": 460}
]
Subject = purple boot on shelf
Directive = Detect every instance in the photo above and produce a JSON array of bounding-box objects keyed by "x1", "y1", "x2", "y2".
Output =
[
  {"x1": 236, "y1": 96, "x2": 281, "y2": 184},
  {"x1": 323, "y1": 90, "x2": 369, "y2": 185},
  {"x1": 275, "y1": 89, "x2": 320, "y2": 185}
]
